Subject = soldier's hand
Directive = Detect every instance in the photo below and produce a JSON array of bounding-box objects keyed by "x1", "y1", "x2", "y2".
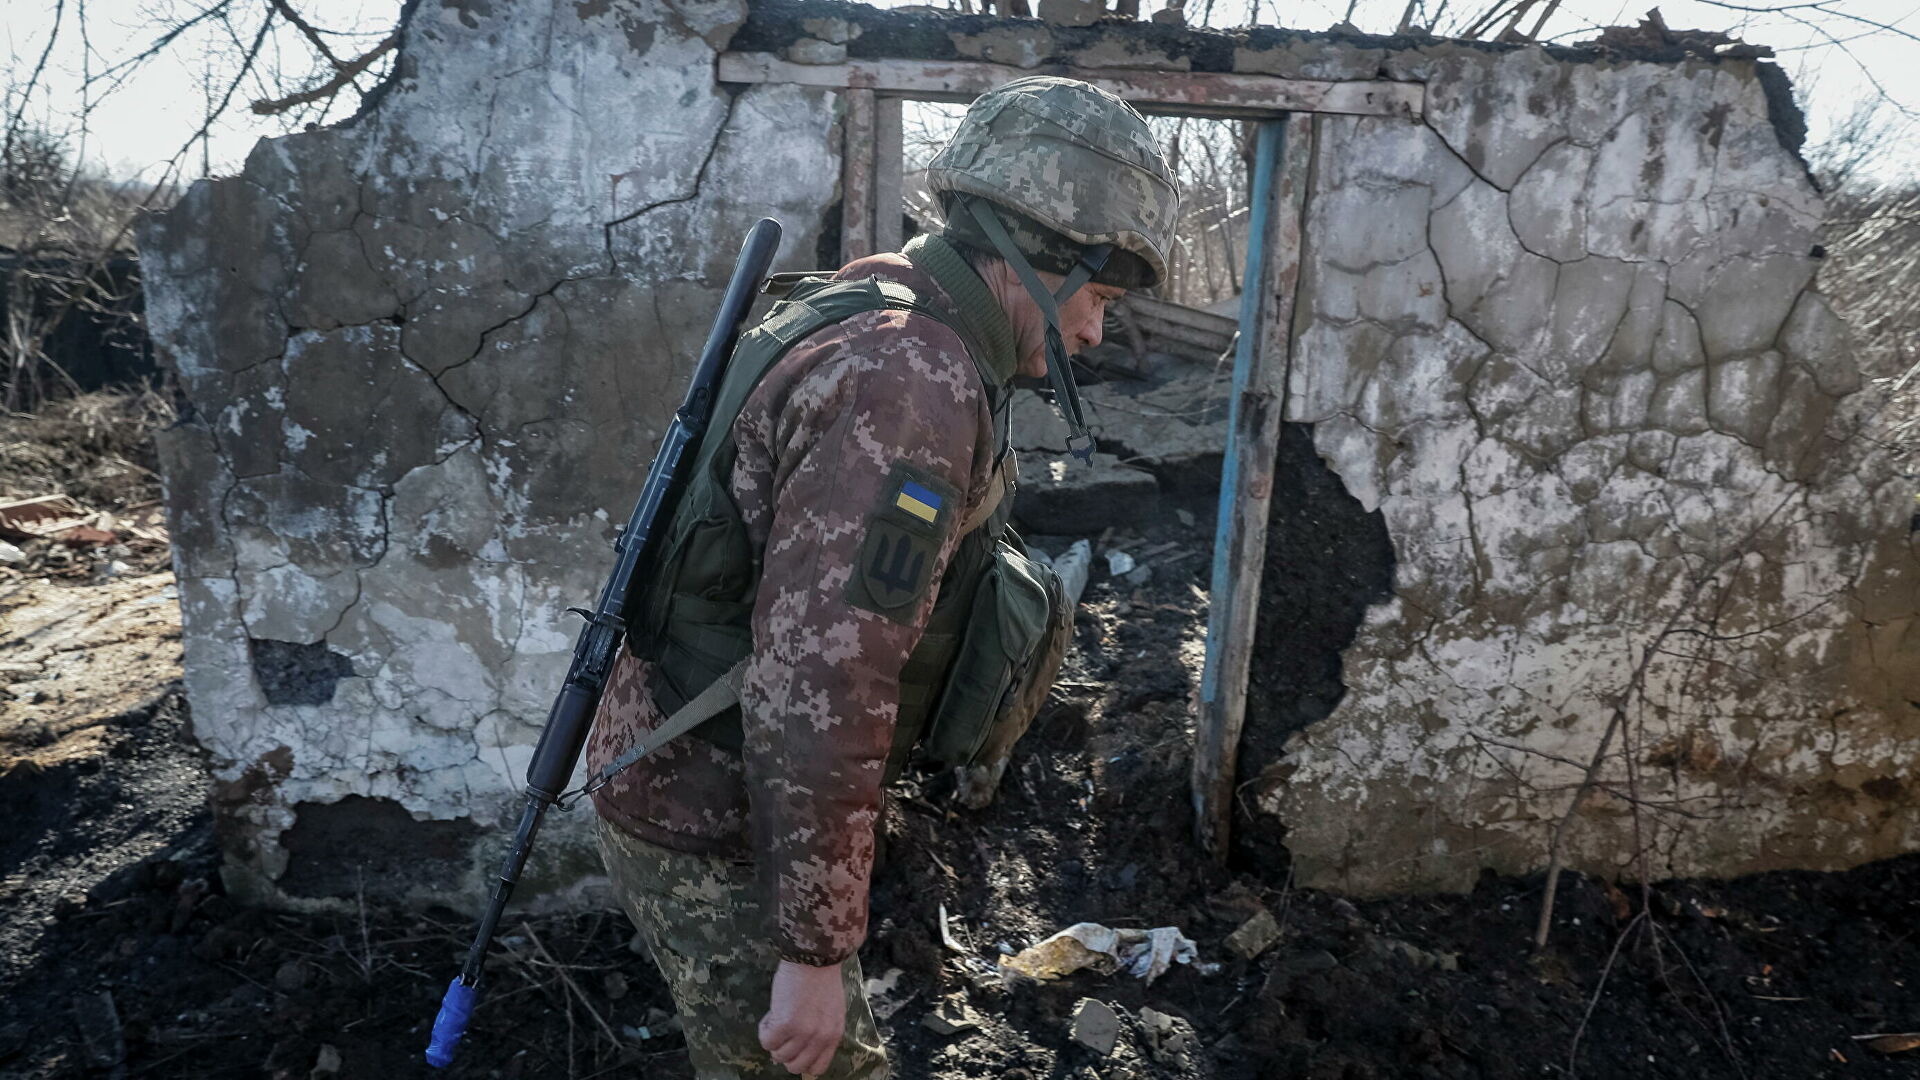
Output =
[{"x1": 759, "y1": 959, "x2": 845, "y2": 1077}]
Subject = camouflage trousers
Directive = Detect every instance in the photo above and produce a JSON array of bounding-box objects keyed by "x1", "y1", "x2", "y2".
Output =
[{"x1": 595, "y1": 818, "x2": 889, "y2": 1079}]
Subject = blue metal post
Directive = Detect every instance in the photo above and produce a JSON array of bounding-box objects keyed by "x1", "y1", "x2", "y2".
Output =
[{"x1": 1201, "y1": 119, "x2": 1284, "y2": 708}]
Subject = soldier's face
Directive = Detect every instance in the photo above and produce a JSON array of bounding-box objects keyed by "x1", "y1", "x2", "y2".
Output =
[{"x1": 1016, "y1": 277, "x2": 1127, "y2": 378}]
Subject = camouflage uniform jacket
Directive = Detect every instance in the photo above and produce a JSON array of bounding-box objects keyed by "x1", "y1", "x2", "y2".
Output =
[{"x1": 587, "y1": 236, "x2": 1017, "y2": 967}]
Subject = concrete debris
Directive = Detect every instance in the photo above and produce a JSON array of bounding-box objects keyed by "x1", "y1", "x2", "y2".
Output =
[
  {"x1": 1069, "y1": 998, "x2": 1121, "y2": 1056},
  {"x1": 921, "y1": 993, "x2": 982, "y2": 1036},
  {"x1": 1138, "y1": 1006, "x2": 1198, "y2": 1069},
  {"x1": 1051, "y1": 540, "x2": 1093, "y2": 609},
  {"x1": 1365, "y1": 934, "x2": 1460, "y2": 972},
  {"x1": 1150, "y1": 1, "x2": 1186, "y2": 23},
  {"x1": 1001, "y1": 922, "x2": 1198, "y2": 985},
  {"x1": 1224, "y1": 907, "x2": 1283, "y2": 960},
  {"x1": 0, "y1": 540, "x2": 23, "y2": 564},
  {"x1": 309, "y1": 1043, "x2": 342, "y2": 1079},
  {"x1": 862, "y1": 967, "x2": 913, "y2": 1022},
  {"x1": 1105, "y1": 550, "x2": 1136, "y2": 576},
  {"x1": 798, "y1": 16, "x2": 862, "y2": 43}
]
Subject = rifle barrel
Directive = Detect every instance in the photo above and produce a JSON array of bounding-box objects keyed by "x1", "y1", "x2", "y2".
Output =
[{"x1": 425, "y1": 218, "x2": 783, "y2": 1068}]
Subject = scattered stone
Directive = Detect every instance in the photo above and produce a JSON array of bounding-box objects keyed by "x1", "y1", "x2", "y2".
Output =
[
  {"x1": 1070, "y1": 998, "x2": 1121, "y2": 1056},
  {"x1": 310, "y1": 1043, "x2": 342, "y2": 1079},
  {"x1": 1053, "y1": 540, "x2": 1093, "y2": 609},
  {"x1": 1105, "y1": 550, "x2": 1136, "y2": 576},
  {"x1": 1366, "y1": 934, "x2": 1460, "y2": 972},
  {"x1": 70, "y1": 992, "x2": 124, "y2": 1068},
  {"x1": 603, "y1": 972, "x2": 629, "y2": 1000},
  {"x1": 274, "y1": 959, "x2": 310, "y2": 993},
  {"x1": 798, "y1": 16, "x2": 861, "y2": 43},
  {"x1": 1150, "y1": 1, "x2": 1186, "y2": 23},
  {"x1": 1174, "y1": 508, "x2": 1196, "y2": 529},
  {"x1": 1124, "y1": 564, "x2": 1154, "y2": 587},
  {"x1": 784, "y1": 37, "x2": 848, "y2": 65},
  {"x1": 921, "y1": 994, "x2": 981, "y2": 1037},
  {"x1": 0, "y1": 540, "x2": 23, "y2": 564},
  {"x1": 1138, "y1": 1006, "x2": 1197, "y2": 1069},
  {"x1": 862, "y1": 967, "x2": 911, "y2": 1022},
  {"x1": 1225, "y1": 907, "x2": 1283, "y2": 960}
]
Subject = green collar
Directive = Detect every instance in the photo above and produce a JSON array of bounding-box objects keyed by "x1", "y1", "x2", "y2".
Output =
[{"x1": 903, "y1": 233, "x2": 1018, "y2": 387}]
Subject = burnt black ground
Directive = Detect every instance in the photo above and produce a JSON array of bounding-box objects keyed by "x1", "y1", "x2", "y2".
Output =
[{"x1": 2, "y1": 530, "x2": 1918, "y2": 1078}]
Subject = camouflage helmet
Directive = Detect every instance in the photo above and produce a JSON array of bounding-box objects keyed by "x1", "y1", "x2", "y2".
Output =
[{"x1": 927, "y1": 76, "x2": 1178, "y2": 289}]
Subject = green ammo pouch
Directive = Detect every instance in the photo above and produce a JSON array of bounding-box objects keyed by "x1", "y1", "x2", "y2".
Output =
[{"x1": 917, "y1": 534, "x2": 1066, "y2": 769}]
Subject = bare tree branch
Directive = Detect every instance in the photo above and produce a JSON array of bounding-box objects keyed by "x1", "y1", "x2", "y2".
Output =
[
  {"x1": 4, "y1": 0, "x2": 66, "y2": 186},
  {"x1": 249, "y1": 30, "x2": 396, "y2": 115}
]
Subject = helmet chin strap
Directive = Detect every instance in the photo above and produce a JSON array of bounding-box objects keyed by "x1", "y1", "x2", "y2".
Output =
[{"x1": 962, "y1": 197, "x2": 1112, "y2": 464}]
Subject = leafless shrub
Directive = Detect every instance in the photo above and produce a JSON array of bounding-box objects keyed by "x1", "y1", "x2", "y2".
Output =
[
  {"x1": 2, "y1": 1, "x2": 405, "y2": 413},
  {"x1": 1805, "y1": 100, "x2": 1920, "y2": 458}
]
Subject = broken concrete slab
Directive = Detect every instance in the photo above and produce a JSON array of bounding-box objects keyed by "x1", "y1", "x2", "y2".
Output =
[
  {"x1": 1014, "y1": 451, "x2": 1160, "y2": 535},
  {"x1": 921, "y1": 994, "x2": 982, "y2": 1036},
  {"x1": 1224, "y1": 907, "x2": 1283, "y2": 960},
  {"x1": 1070, "y1": 998, "x2": 1121, "y2": 1056}
]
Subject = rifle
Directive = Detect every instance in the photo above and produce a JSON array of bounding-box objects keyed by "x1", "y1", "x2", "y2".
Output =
[{"x1": 425, "y1": 217, "x2": 783, "y2": 1068}]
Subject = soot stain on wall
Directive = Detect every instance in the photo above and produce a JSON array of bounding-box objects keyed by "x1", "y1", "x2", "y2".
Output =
[
  {"x1": 278, "y1": 795, "x2": 481, "y2": 899},
  {"x1": 1241, "y1": 422, "x2": 1395, "y2": 809},
  {"x1": 247, "y1": 639, "x2": 357, "y2": 707}
]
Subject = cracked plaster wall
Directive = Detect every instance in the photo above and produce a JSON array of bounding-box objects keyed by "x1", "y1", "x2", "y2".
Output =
[
  {"x1": 135, "y1": 0, "x2": 1917, "y2": 907},
  {"x1": 1268, "y1": 46, "x2": 1920, "y2": 894},
  {"x1": 137, "y1": 0, "x2": 840, "y2": 909}
]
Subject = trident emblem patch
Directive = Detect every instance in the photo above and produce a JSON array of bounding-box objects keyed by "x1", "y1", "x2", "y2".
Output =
[{"x1": 847, "y1": 462, "x2": 959, "y2": 622}]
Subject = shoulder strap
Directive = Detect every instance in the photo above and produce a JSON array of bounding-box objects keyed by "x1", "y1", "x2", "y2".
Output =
[{"x1": 578, "y1": 658, "x2": 749, "y2": 798}]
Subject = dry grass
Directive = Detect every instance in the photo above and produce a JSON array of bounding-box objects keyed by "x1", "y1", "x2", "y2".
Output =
[
  {"x1": 1822, "y1": 184, "x2": 1920, "y2": 460},
  {"x1": 0, "y1": 387, "x2": 174, "y2": 509}
]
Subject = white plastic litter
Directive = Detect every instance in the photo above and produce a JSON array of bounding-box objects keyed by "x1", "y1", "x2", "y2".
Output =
[{"x1": 999, "y1": 922, "x2": 1198, "y2": 986}]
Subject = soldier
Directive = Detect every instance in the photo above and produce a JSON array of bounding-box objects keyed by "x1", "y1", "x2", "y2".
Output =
[{"x1": 587, "y1": 76, "x2": 1179, "y2": 1079}]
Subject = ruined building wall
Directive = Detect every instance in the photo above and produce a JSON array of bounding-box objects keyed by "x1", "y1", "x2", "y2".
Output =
[
  {"x1": 138, "y1": 0, "x2": 841, "y2": 907},
  {"x1": 137, "y1": 0, "x2": 1916, "y2": 907},
  {"x1": 1260, "y1": 49, "x2": 1919, "y2": 893}
]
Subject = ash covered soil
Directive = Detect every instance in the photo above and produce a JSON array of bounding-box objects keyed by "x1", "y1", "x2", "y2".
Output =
[
  {"x1": 4, "y1": 538, "x2": 1918, "y2": 1080},
  {"x1": 2, "y1": 381, "x2": 1917, "y2": 1078}
]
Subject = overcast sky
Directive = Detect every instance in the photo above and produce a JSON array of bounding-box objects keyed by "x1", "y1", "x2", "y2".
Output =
[{"x1": 6, "y1": 0, "x2": 1916, "y2": 185}]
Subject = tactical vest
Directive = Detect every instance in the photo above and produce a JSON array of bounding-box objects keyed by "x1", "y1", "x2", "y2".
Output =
[{"x1": 626, "y1": 241, "x2": 1028, "y2": 780}]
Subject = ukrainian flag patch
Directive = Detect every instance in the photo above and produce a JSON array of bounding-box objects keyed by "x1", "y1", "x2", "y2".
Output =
[{"x1": 895, "y1": 480, "x2": 944, "y2": 524}]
